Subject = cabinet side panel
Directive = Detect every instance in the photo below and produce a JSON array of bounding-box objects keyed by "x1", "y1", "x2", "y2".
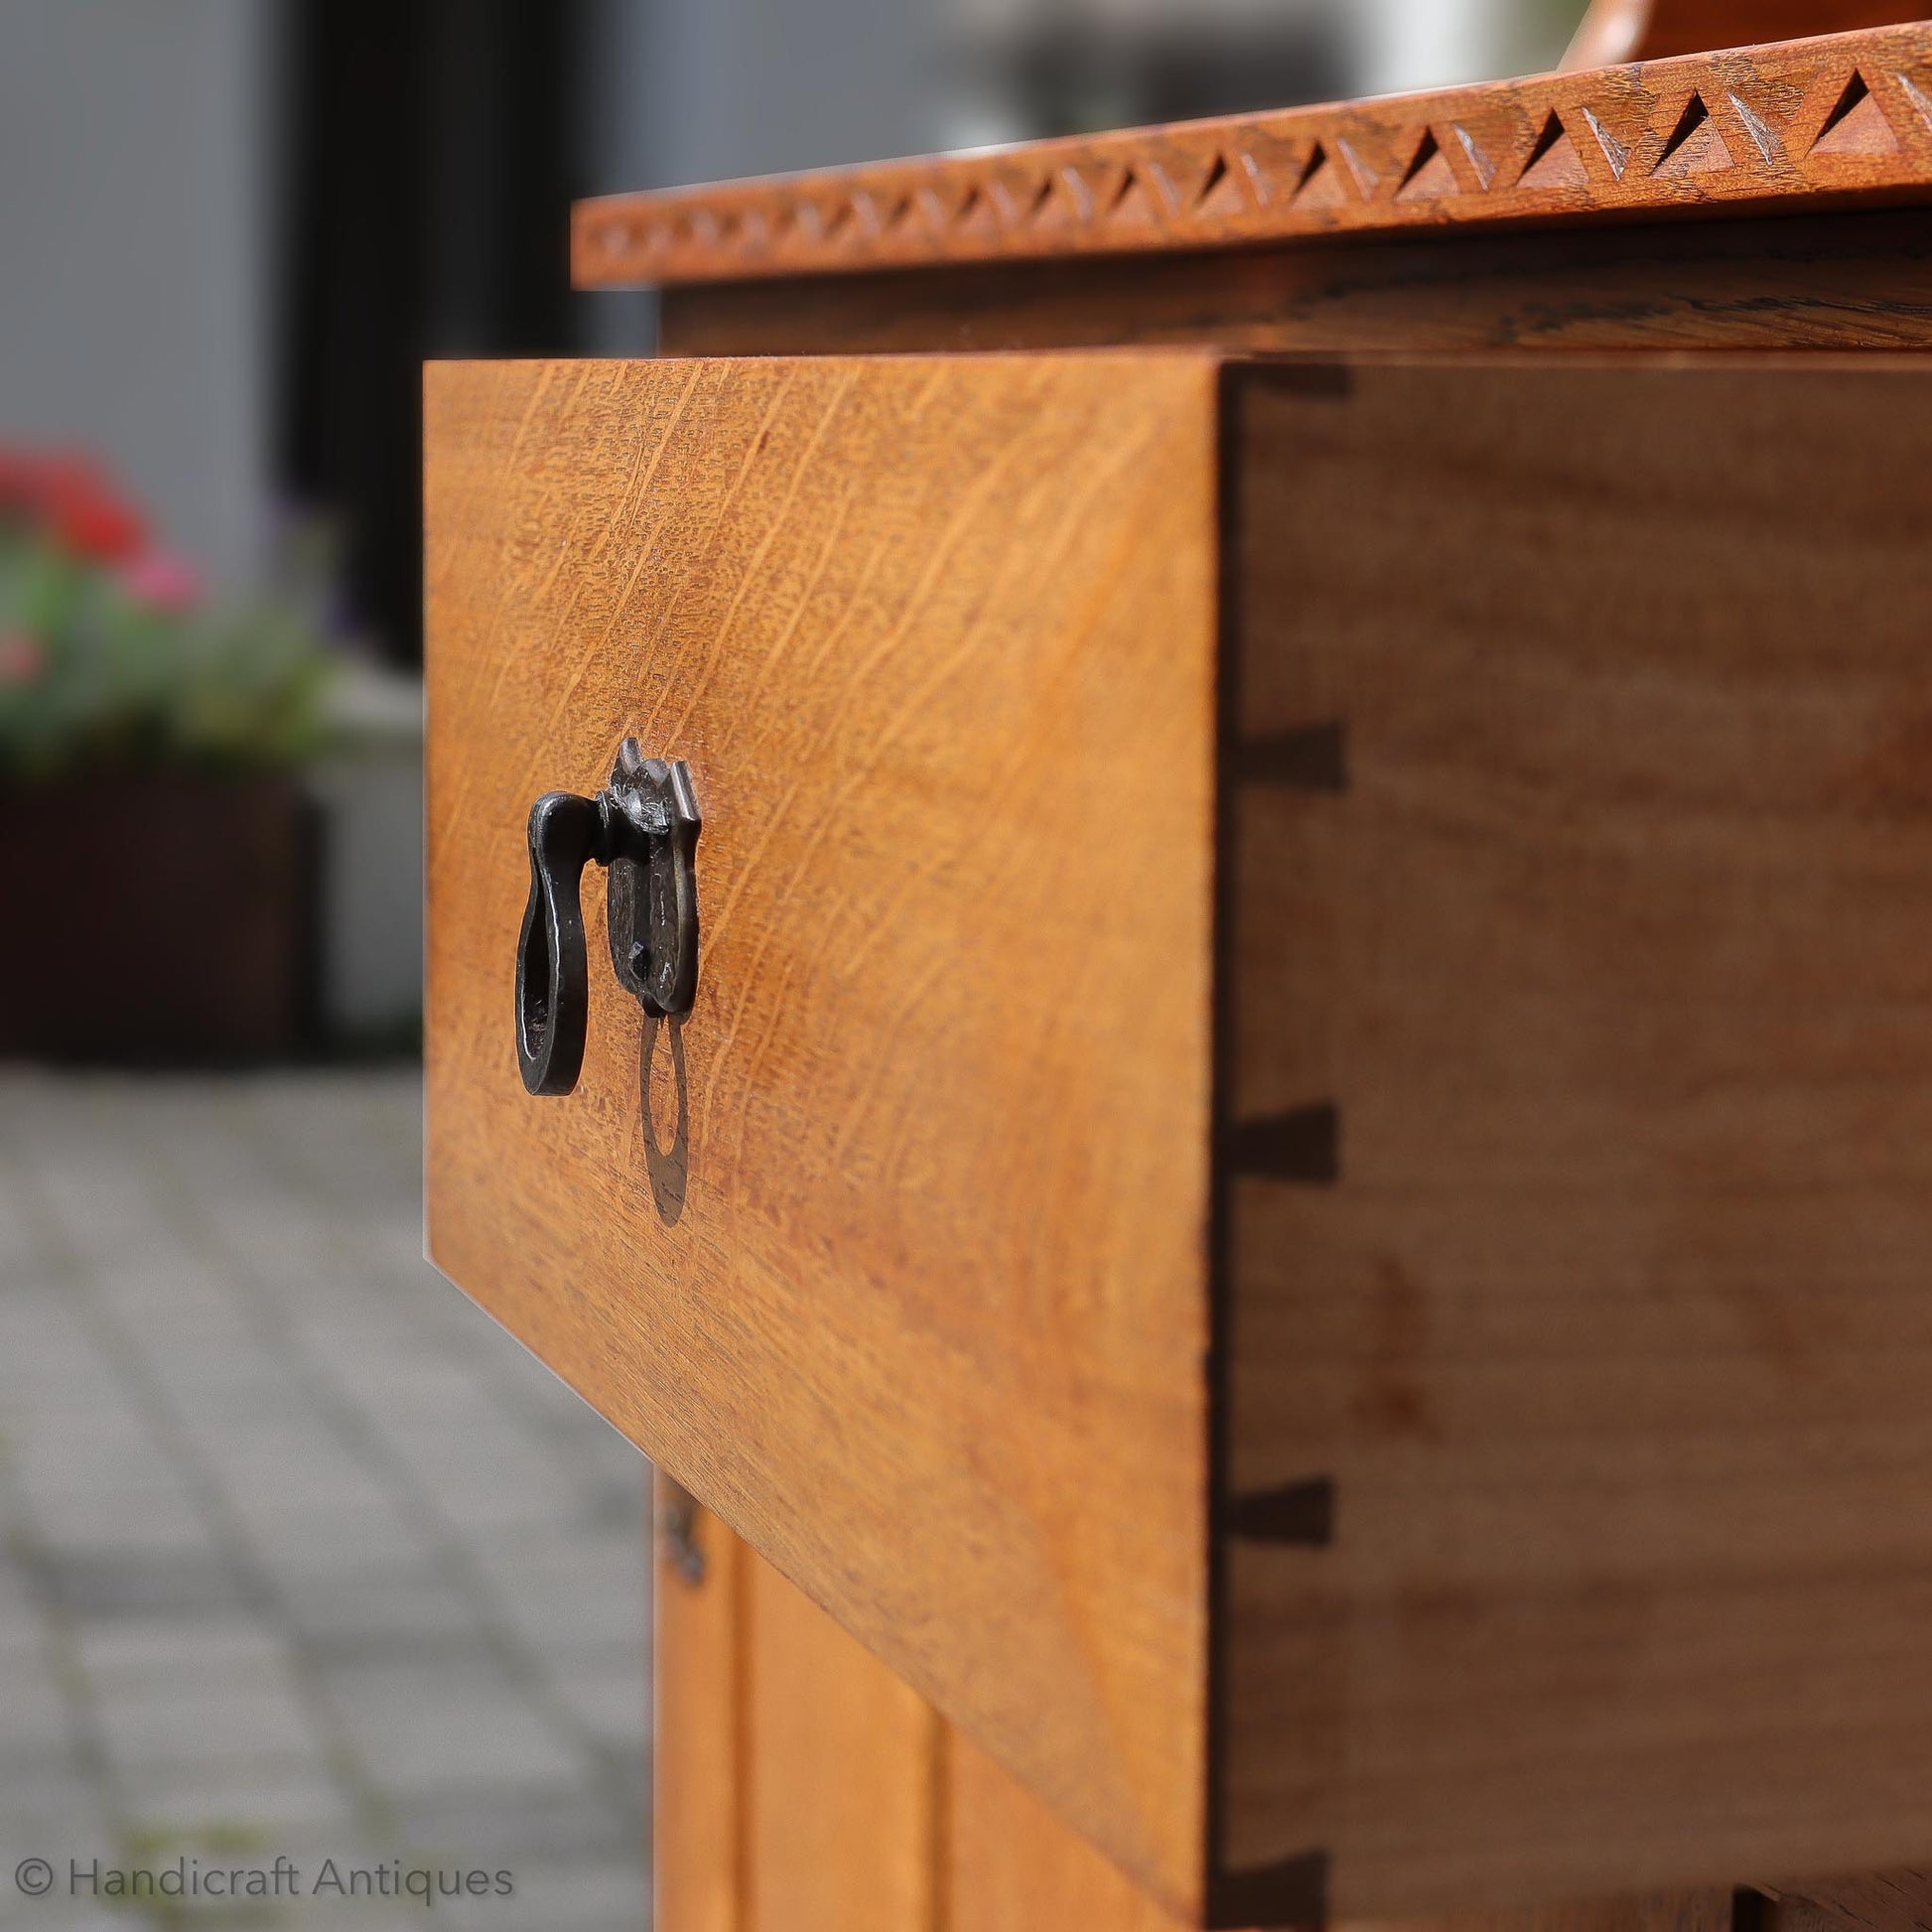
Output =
[
  {"x1": 424, "y1": 355, "x2": 1218, "y2": 1913},
  {"x1": 744, "y1": 1550, "x2": 941, "y2": 1932},
  {"x1": 653, "y1": 1491, "x2": 940, "y2": 1932},
  {"x1": 655, "y1": 1474, "x2": 743, "y2": 1932},
  {"x1": 1221, "y1": 359, "x2": 1932, "y2": 1917}
]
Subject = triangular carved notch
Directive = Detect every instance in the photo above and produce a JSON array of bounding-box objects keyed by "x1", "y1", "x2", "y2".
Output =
[
  {"x1": 1453, "y1": 122, "x2": 1497, "y2": 189},
  {"x1": 1520, "y1": 110, "x2": 1588, "y2": 189},
  {"x1": 1108, "y1": 166, "x2": 1158, "y2": 226},
  {"x1": 847, "y1": 191, "x2": 889, "y2": 236},
  {"x1": 1397, "y1": 129, "x2": 1459, "y2": 201},
  {"x1": 1334, "y1": 135, "x2": 1380, "y2": 198},
  {"x1": 1821, "y1": 70, "x2": 1870, "y2": 139},
  {"x1": 1580, "y1": 105, "x2": 1632, "y2": 179},
  {"x1": 1294, "y1": 142, "x2": 1346, "y2": 209},
  {"x1": 1727, "y1": 92, "x2": 1782, "y2": 163},
  {"x1": 1067, "y1": 165, "x2": 1101, "y2": 220},
  {"x1": 1654, "y1": 92, "x2": 1735, "y2": 176},
  {"x1": 1033, "y1": 167, "x2": 1092, "y2": 224},
  {"x1": 1142, "y1": 160, "x2": 1187, "y2": 215},
  {"x1": 1812, "y1": 71, "x2": 1899, "y2": 155},
  {"x1": 1894, "y1": 69, "x2": 1932, "y2": 134},
  {"x1": 986, "y1": 176, "x2": 1048, "y2": 226},
  {"x1": 1194, "y1": 149, "x2": 1249, "y2": 218}
]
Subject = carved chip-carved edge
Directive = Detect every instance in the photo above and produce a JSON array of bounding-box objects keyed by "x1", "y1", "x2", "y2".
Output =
[{"x1": 573, "y1": 23, "x2": 1932, "y2": 288}]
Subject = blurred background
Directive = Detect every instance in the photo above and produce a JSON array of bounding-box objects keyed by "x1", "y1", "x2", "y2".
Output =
[
  {"x1": 0, "y1": 0, "x2": 1591, "y2": 1060},
  {"x1": 0, "y1": 2, "x2": 1587, "y2": 1928}
]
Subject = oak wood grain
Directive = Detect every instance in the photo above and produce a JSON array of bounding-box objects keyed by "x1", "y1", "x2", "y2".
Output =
[
  {"x1": 1220, "y1": 356, "x2": 1932, "y2": 1917},
  {"x1": 434, "y1": 349, "x2": 1932, "y2": 1922},
  {"x1": 1769, "y1": 1875, "x2": 1932, "y2": 1932},
  {"x1": 425, "y1": 355, "x2": 1219, "y2": 1919},
  {"x1": 659, "y1": 1507, "x2": 1739, "y2": 1932},
  {"x1": 1764, "y1": 1901, "x2": 1858, "y2": 1932},
  {"x1": 655, "y1": 208, "x2": 1932, "y2": 359},
  {"x1": 949, "y1": 1727, "x2": 1202, "y2": 1932},
  {"x1": 743, "y1": 1545, "x2": 941, "y2": 1932},
  {"x1": 652, "y1": 1490, "x2": 1185, "y2": 1932},
  {"x1": 575, "y1": 25, "x2": 1932, "y2": 290}
]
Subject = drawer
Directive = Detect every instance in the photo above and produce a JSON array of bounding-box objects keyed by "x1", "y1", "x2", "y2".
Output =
[{"x1": 425, "y1": 353, "x2": 1932, "y2": 1926}]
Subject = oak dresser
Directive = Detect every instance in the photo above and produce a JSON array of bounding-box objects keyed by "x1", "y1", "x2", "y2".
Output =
[{"x1": 425, "y1": 3, "x2": 1932, "y2": 1926}]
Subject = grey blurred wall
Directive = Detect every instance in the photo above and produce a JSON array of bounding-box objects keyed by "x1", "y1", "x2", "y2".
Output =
[
  {"x1": 576, "y1": 0, "x2": 951, "y2": 352},
  {"x1": 584, "y1": 0, "x2": 946, "y2": 195},
  {"x1": 0, "y1": 1, "x2": 1587, "y2": 574},
  {"x1": 0, "y1": 0, "x2": 277, "y2": 592},
  {"x1": 576, "y1": 0, "x2": 1586, "y2": 220}
]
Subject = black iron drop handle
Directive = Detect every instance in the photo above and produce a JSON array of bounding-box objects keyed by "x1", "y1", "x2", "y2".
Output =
[{"x1": 516, "y1": 739, "x2": 701, "y2": 1096}]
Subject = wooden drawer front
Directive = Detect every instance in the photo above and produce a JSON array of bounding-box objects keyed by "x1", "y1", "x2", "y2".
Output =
[
  {"x1": 428, "y1": 353, "x2": 1932, "y2": 1926},
  {"x1": 425, "y1": 356, "x2": 1221, "y2": 1915}
]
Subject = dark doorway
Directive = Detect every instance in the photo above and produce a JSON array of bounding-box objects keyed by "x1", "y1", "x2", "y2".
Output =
[{"x1": 278, "y1": 0, "x2": 584, "y2": 669}]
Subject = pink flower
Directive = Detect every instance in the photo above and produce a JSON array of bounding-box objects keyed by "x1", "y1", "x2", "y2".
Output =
[
  {"x1": 120, "y1": 549, "x2": 204, "y2": 614},
  {"x1": 0, "y1": 631, "x2": 46, "y2": 686}
]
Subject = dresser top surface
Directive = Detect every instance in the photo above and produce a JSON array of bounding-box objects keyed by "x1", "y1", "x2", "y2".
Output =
[{"x1": 572, "y1": 22, "x2": 1932, "y2": 291}]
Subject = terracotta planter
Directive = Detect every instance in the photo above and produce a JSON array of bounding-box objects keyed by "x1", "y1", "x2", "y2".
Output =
[{"x1": 0, "y1": 771, "x2": 317, "y2": 1062}]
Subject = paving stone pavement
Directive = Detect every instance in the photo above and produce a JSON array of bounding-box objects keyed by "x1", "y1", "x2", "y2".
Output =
[{"x1": 0, "y1": 1071, "x2": 651, "y2": 1930}]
